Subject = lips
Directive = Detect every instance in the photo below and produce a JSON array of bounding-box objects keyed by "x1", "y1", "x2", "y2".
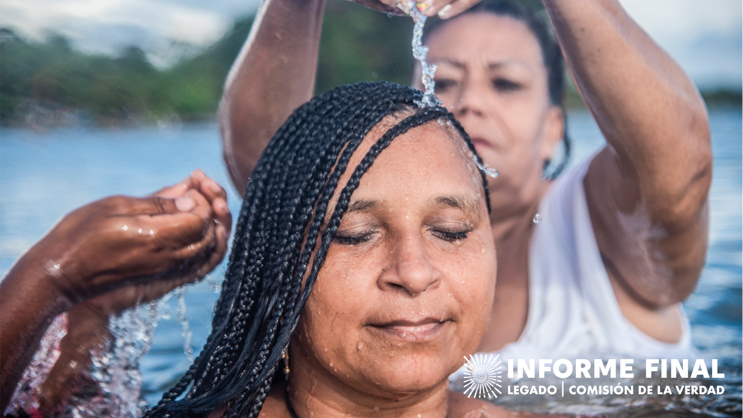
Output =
[{"x1": 367, "y1": 317, "x2": 451, "y2": 343}]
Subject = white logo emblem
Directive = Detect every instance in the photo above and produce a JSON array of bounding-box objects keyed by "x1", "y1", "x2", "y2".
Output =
[{"x1": 462, "y1": 353, "x2": 503, "y2": 399}]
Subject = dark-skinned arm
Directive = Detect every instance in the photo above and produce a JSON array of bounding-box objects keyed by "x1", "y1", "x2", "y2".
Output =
[{"x1": 0, "y1": 172, "x2": 232, "y2": 411}]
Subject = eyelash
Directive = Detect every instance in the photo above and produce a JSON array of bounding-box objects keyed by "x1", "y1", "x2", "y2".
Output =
[
  {"x1": 431, "y1": 229, "x2": 469, "y2": 242},
  {"x1": 334, "y1": 232, "x2": 375, "y2": 245},
  {"x1": 333, "y1": 227, "x2": 471, "y2": 246}
]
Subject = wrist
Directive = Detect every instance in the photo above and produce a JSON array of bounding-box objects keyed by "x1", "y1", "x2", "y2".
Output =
[{"x1": 1, "y1": 251, "x2": 77, "y2": 317}]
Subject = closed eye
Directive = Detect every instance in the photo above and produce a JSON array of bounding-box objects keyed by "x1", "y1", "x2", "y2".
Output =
[
  {"x1": 334, "y1": 231, "x2": 376, "y2": 245},
  {"x1": 431, "y1": 228, "x2": 469, "y2": 242}
]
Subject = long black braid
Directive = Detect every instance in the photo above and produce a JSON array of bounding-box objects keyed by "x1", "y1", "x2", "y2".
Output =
[{"x1": 146, "y1": 81, "x2": 490, "y2": 417}]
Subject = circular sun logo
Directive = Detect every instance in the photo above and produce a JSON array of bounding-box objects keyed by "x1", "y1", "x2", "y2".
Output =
[{"x1": 462, "y1": 353, "x2": 503, "y2": 399}]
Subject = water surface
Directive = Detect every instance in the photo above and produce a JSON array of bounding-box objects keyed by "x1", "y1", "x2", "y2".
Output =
[{"x1": 1, "y1": 108, "x2": 740, "y2": 415}]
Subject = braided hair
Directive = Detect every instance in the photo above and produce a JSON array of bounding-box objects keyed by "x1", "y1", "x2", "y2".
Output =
[
  {"x1": 424, "y1": 0, "x2": 572, "y2": 179},
  {"x1": 147, "y1": 81, "x2": 490, "y2": 417}
]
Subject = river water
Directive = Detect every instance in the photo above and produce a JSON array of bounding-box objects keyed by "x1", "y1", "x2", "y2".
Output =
[{"x1": 1, "y1": 107, "x2": 740, "y2": 416}]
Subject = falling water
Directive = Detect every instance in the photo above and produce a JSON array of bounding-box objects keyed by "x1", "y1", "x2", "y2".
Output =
[
  {"x1": 5, "y1": 286, "x2": 197, "y2": 416},
  {"x1": 174, "y1": 287, "x2": 195, "y2": 362},
  {"x1": 410, "y1": 7, "x2": 441, "y2": 108}
]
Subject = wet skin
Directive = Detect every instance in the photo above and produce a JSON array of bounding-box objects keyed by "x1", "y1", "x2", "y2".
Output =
[
  {"x1": 287, "y1": 118, "x2": 497, "y2": 417},
  {"x1": 420, "y1": 13, "x2": 564, "y2": 350}
]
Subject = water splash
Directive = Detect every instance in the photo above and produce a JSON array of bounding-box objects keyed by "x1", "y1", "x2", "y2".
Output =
[
  {"x1": 5, "y1": 286, "x2": 198, "y2": 416},
  {"x1": 174, "y1": 287, "x2": 195, "y2": 362},
  {"x1": 7, "y1": 303, "x2": 159, "y2": 417},
  {"x1": 473, "y1": 157, "x2": 499, "y2": 179},
  {"x1": 410, "y1": 7, "x2": 441, "y2": 108}
]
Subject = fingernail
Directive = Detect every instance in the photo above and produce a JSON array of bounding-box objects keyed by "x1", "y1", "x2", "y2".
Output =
[
  {"x1": 175, "y1": 197, "x2": 195, "y2": 211},
  {"x1": 438, "y1": 4, "x2": 453, "y2": 18}
]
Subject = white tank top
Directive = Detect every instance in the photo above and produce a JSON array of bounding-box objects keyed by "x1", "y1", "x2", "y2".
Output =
[{"x1": 453, "y1": 156, "x2": 694, "y2": 378}]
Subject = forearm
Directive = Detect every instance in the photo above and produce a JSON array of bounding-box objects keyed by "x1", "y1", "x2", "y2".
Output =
[
  {"x1": 0, "y1": 256, "x2": 69, "y2": 410},
  {"x1": 543, "y1": 0, "x2": 711, "y2": 223},
  {"x1": 220, "y1": 0, "x2": 326, "y2": 192}
]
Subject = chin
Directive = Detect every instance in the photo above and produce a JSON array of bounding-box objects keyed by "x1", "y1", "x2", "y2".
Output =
[{"x1": 359, "y1": 351, "x2": 457, "y2": 397}]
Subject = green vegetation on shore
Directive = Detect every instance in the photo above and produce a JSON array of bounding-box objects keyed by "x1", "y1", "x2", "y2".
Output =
[{"x1": 1, "y1": 1, "x2": 739, "y2": 128}]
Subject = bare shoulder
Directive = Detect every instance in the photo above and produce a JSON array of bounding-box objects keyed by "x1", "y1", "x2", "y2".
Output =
[{"x1": 448, "y1": 391, "x2": 568, "y2": 418}]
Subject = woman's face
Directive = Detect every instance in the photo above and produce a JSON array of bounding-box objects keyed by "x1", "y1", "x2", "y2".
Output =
[
  {"x1": 293, "y1": 120, "x2": 496, "y2": 399},
  {"x1": 422, "y1": 13, "x2": 564, "y2": 212}
]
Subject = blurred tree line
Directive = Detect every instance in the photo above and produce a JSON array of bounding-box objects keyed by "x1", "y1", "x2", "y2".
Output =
[{"x1": 0, "y1": 0, "x2": 737, "y2": 127}]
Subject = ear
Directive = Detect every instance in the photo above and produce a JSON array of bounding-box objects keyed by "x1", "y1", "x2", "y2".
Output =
[{"x1": 539, "y1": 106, "x2": 565, "y2": 163}]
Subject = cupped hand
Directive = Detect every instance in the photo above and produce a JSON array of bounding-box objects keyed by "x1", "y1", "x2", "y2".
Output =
[
  {"x1": 350, "y1": 0, "x2": 481, "y2": 19},
  {"x1": 36, "y1": 171, "x2": 232, "y2": 309}
]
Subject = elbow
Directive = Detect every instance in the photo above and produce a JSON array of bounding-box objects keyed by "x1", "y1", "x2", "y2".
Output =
[{"x1": 218, "y1": 100, "x2": 253, "y2": 195}]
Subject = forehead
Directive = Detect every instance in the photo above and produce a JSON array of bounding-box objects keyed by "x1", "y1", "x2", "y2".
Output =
[
  {"x1": 426, "y1": 13, "x2": 544, "y2": 69},
  {"x1": 344, "y1": 118, "x2": 484, "y2": 203}
]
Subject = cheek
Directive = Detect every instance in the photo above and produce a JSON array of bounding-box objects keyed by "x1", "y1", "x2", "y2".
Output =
[
  {"x1": 444, "y1": 233, "x2": 496, "y2": 341},
  {"x1": 298, "y1": 249, "x2": 370, "y2": 359}
]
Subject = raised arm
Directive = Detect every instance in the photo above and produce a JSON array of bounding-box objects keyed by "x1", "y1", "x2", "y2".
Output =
[
  {"x1": 219, "y1": 0, "x2": 478, "y2": 193},
  {"x1": 542, "y1": 1, "x2": 711, "y2": 309},
  {"x1": 219, "y1": 0, "x2": 326, "y2": 193},
  {"x1": 0, "y1": 173, "x2": 231, "y2": 410}
]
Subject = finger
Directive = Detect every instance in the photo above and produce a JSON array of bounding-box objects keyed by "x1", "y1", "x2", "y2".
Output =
[
  {"x1": 190, "y1": 171, "x2": 229, "y2": 213},
  {"x1": 169, "y1": 216, "x2": 217, "y2": 264},
  {"x1": 110, "y1": 194, "x2": 197, "y2": 218},
  {"x1": 212, "y1": 197, "x2": 233, "y2": 238},
  {"x1": 415, "y1": 0, "x2": 443, "y2": 16},
  {"x1": 196, "y1": 219, "x2": 229, "y2": 279},
  {"x1": 184, "y1": 188, "x2": 214, "y2": 222},
  {"x1": 138, "y1": 209, "x2": 211, "y2": 250},
  {"x1": 436, "y1": 0, "x2": 480, "y2": 19},
  {"x1": 151, "y1": 176, "x2": 195, "y2": 198}
]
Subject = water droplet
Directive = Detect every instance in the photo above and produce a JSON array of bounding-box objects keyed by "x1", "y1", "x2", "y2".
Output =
[
  {"x1": 533, "y1": 213, "x2": 542, "y2": 224},
  {"x1": 121, "y1": 225, "x2": 128, "y2": 231},
  {"x1": 357, "y1": 342, "x2": 365, "y2": 351},
  {"x1": 472, "y1": 156, "x2": 499, "y2": 178},
  {"x1": 137, "y1": 228, "x2": 143, "y2": 234}
]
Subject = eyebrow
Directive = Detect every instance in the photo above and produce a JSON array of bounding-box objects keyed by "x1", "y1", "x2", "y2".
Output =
[
  {"x1": 434, "y1": 58, "x2": 528, "y2": 72},
  {"x1": 347, "y1": 199, "x2": 377, "y2": 213},
  {"x1": 434, "y1": 195, "x2": 481, "y2": 216},
  {"x1": 433, "y1": 58, "x2": 465, "y2": 69}
]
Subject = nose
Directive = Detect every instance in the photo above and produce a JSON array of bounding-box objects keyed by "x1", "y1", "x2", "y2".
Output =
[
  {"x1": 378, "y1": 234, "x2": 441, "y2": 297},
  {"x1": 452, "y1": 82, "x2": 486, "y2": 119}
]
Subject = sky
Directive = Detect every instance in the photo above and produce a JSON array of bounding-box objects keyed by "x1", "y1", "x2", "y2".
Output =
[{"x1": 1, "y1": 0, "x2": 741, "y2": 89}]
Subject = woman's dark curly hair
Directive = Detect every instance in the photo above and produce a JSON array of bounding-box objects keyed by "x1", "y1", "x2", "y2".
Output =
[
  {"x1": 424, "y1": 0, "x2": 571, "y2": 179},
  {"x1": 147, "y1": 81, "x2": 490, "y2": 417}
]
